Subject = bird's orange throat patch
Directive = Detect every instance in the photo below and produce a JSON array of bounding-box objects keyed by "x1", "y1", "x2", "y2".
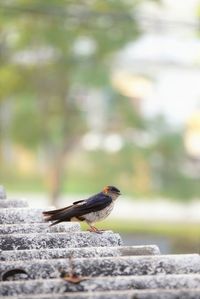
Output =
[{"x1": 103, "y1": 186, "x2": 109, "y2": 194}]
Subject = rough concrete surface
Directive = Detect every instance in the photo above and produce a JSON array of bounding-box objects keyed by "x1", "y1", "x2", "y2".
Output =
[
  {"x1": 0, "y1": 222, "x2": 81, "y2": 234},
  {"x1": 3, "y1": 289, "x2": 200, "y2": 299},
  {"x1": 0, "y1": 199, "x2": 28, "y2": 208},
  {"x1": 0, "y1": 245, "x2": 160, "y2": 261},
  {"x1": 0, "y1": 208, "x2": 44, "y2": 224},
  {"x1": 0, "y1": 254, "x2": 199, "y2": 280},
  {"x1": 0, "y1": 231, "x2": 122, "y2": 251},
  {"x1": 1, "y1": 274, "x2": 200, "y2": 295}
]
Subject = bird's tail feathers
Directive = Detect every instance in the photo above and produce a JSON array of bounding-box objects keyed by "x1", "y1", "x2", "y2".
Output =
[
  {"x1": 43, "y1": 206, "x2": 75, "y2": 225},
  {"x1": 43, "y1": 205, "x2": 72, "y2": 216}
]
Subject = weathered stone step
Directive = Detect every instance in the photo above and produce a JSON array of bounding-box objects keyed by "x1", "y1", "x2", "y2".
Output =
[
  {"x1": 0, "y1": 255, "x2": 199, "y2": 280},
  {"x1": 2, "y1": 289, "x2": 200, "y2": 299},
  {"x1": 1, "y1": 274, "x2": 200, "y2": 296},
  {"x1": 0, "y1": 200, "x2": 28, "y2": 208},
  {"x1": 0, "y1": 222, "x2": 81, "y2": 235},
  {"x1": 0, "y1": 245, "x2": 160, "y2": 261},
  {"x1": 0, "y1": 231, "x2": 122, "y2": 250},
  {"x1": 0, "y1": 208, "x2": 44, "y2": 224}
]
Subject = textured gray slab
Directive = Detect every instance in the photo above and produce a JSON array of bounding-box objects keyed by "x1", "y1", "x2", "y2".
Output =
[
  {"x1": 120, "y1": 245, "x2": 160, "y2": 256},
  {"x1": 0, "y1": 208, "x2": 44, "y2": 224},
  {"x1": 2, "y1": 289, "x2": 200, "y2": 299},
  {"x1": 0, "y1": 245, "x2": 159, "y2": 261},
  {"x1": 0, "y1": 185, "x2": 6, "y2": 199},
  {"x1": 0, "y1": 231, "x2": 122, "y2": 250},
  {"x1": 1, "y1": 274, "x2": 200, "y2": 295},
  {"x1": 0, "y1": 222, "x2": 81, "y2": 234},
  {"x1": 0, "y1": 254, "x2": 199, "y2": 280},
  {"x1": 0, "y1": 199, "x2": 28, "y2": 208}
]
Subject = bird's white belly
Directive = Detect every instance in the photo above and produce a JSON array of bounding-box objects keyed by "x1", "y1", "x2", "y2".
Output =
[{"x1": 83, "y1": 201, "x2": 114, "y2": 224}]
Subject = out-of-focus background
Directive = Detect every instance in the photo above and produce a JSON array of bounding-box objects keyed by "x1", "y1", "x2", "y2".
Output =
[{"x1": 1, "y1": 0, "x2": 200, "y2": 254}]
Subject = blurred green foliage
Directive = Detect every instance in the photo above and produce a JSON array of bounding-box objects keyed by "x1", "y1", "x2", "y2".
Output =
[{"x1": 0, "y1": 0, "x2": 199, "y2": 201}]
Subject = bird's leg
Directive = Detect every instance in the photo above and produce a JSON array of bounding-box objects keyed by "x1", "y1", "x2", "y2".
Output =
[{"x1": 87, "y1": 225, "x2": 104, "y2": 234}]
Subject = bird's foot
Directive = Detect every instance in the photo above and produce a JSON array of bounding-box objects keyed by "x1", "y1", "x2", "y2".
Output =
[{"x1": 87, "y1": 226, "x2": 104, "y2": 234}]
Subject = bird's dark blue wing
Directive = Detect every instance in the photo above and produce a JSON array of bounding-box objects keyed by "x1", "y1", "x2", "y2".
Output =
[
  {"x1": 73, "y1": 192, "x2": 112, "y2": 215},
  {"x1": 43, "y1": 192, "x2": 112, "y2": 225}
]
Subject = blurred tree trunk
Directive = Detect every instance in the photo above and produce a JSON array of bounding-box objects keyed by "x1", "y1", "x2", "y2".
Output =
[
  {"x1": 48, "y1": 151, "x2": 65, "y2": 206},
  {"x1": 40, "y1": 89, "x2": 80, "y2": 206},
  {"x1": 47, "y1": 135, "x2": 79, "y2": 206},
  {"x1": 48, "y1": 91, "x2": 69, "y2": 206}
]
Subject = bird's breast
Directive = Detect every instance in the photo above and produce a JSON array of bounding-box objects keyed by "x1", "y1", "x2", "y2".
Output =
[{"x1": 83, "y1": 201, "x2": 115, "y2": 224}]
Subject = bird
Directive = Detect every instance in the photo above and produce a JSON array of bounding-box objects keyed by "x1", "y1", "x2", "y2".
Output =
[{"x1": 43, "y1": 185, "x2": 121, "y2": 233}]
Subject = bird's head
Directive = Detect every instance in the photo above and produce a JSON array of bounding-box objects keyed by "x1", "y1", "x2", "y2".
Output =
[{"x1": 103, "y1": 185, "x2": 121, "y2": 200}]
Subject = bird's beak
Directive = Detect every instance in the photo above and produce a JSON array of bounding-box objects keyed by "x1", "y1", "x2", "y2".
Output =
[{"x1": 117, "y1": 191, "x2": 121, "y2": 196}]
